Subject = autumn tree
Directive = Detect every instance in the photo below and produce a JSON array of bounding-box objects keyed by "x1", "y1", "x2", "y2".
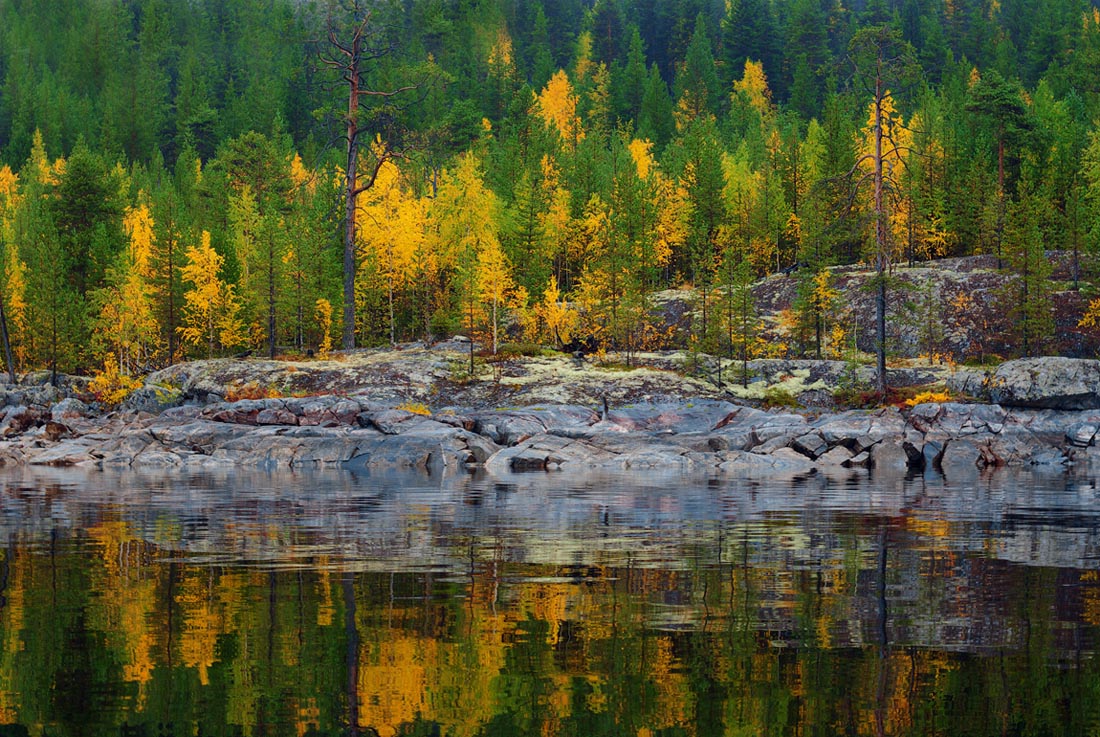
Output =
[
  {"x1": 91, "y1": 196, "x2": 160, "y2": 374},
  {"x1": 357, "y1": 157, "x2": 425, "y2": 345},
  {"x1": 429, "y1": 153, "x2": 505, "y2": 370},
  {"x1": 322, "y1": 0, "x2": 430, "y2": 350},
  {"x1": 18, "y1": 134, "x2": 82, "y2": 383},
  {"x1": 847, "y1": 25, "x2": 918, "y2": 395},
  {"x1": 0, "y1": 165, "x2": 23, "y2": 381},
  {"x1": 536, "y1": 69, "x2": 585, "y2": 149},
  {"x1": 178, "y1": 231, "x2": 247, "y2": 357}
]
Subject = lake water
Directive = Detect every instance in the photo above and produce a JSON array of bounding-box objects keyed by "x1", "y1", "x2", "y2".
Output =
[{"x1": 1, "y1": 465, "x2": 1099, "y2": 736}]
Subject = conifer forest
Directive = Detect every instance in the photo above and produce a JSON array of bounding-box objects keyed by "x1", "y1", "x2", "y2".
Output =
[{"x1": 3, "y1": 0, "x2": 1100, "y2": 380}]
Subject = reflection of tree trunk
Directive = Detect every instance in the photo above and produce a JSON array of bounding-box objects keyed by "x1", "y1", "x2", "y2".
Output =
[
  {"x1": 875, "y1": 525, "x2": 889, "y2": 737},
  {"x1": 343, "y1": 572, "x2": 360, "y2": 736},
  {"x1": 260, "y1": 570, "x2": 277, "y2": 735}
]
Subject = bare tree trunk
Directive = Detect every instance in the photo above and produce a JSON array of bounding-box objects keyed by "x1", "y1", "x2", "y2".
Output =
[
  {"x1": 874, "y1": 73, "x2": 888, "y2": 397},
  {"x1": 268, "y1": 250, "x2": 277, "y2": 359},
  {"x1": 0, "y1": 292, "x2": 15, "y2": 384},
  {"x1": 343, "y1": 86, "x2": 360, "y2": 351}
]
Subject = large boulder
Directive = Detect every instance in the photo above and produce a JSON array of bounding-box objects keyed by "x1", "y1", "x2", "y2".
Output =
[{"x1": 978, "y1": 357, "x2": 1100, "y2": 410}]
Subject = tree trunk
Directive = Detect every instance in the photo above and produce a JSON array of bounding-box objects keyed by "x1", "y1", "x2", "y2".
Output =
[
  {"x1": 167, "y1": 230, "x2": 177, "y2": 365},
  {"x1": 0, "y1": 281, "x2": 16, "y2": 384},
  {"x1": 343, "y1": 572, "x2": 360, "y2": 736},
  {"x1": 873, "y1": 74, "x2": 888, "y2": 397},
  {"x1": 343, "y1": 109, "x2": 359, "y2": 351},
  {"x1": 268, "y1": 254, "x2": 277, "y2": 359}
]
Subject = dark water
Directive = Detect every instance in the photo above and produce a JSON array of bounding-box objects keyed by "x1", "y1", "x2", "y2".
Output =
[{"x1": 1, "y1": 465, "x2": 1099, "y2": 737}]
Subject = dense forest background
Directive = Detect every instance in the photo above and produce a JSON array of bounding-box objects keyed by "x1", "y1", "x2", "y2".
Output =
[{"x1": 3, "y1": 0, "x2": 1100, "y2": 379}]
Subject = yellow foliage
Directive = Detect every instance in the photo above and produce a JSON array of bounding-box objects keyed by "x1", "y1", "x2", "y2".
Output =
[
  {"x1": 858, "y1": 90, "x2": 912, "y2": 263},
  {"x1": 628, "y1": 138, "x2": 655, "y2": 180},
  {"x1": 487, "y1": 26, "x2": 514, "y2": 70},
  {"x1": 536, "y1": 70, "x2": 584, "y2": 144},
  {"x1": 396, "y1": 401, "x2": 431, "y2": 416},
  {"x1": 573, "y1": 31, "x2": 594, "y2": 81},
  {"x1": 0, "y1": 166, "x2": 19, "y2": 212},
  {"x1": 536, "y1": 276, "x2": 579, "y2": 345},
  {"x1": 477, "y1": 237, "x2": 515, "y2": 353},
  {"x1": 732, "y1": 59, "x2": 773, "y2": 118},
  {"x1": 178, "y1": 231, "x2": 248, "y2": 356},
  {"x1": 827, "y1": 324, "x2": 847, "y2": 360},
  {"x1": 89, "y1": 353, "x2": 144, "y2": 407},
  {"x1": 224, "y1": 381, "x2": 283, "y2": 402},
  {"x1": 29, "y1": 130, "x2": 62, "y2": 185},
  {"x1": 904, "y1": 390, "x2": 952, "y2": 406},
  {"x1": 357, "y1": 159, "x2": 425, "y2": 291},
  {"x1": 1080, "y1": 297, "x2": 1100, "y2": 331},
  {"x1": 4, "y1": 247, "x2": 26, "y2": 368},
  {"x1": 315, "y1": 298, "x2": 333, "y2": 358},
  {"x1": 123, "y1": 200, "x2": 156, "y2": 276},
  {"x1": 289, "y1": 152, "x2": 313, "y2": 192},
  {"x1": 652, "y1": 179, "x2": 687, "y2": 270}
]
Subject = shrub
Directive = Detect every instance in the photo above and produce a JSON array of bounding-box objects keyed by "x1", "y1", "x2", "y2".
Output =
[
  {"x1": 89, "y1": 354, "x2": 143, "y2": 407},
  {"x1": 225, "y1": 381, "x2": 283, "y2": 402},
  {"x1": 762, "y1": 386, "x2": 798, "y2": 408},
  {"x1": 904, "y1": 390, "x2": 952, "y2": 407}
]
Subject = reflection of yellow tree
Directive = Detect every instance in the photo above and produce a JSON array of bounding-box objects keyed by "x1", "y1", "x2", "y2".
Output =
[
  {"x1": 0, "y1": 551, "x2": 26, "y2": 724},
  {"x1": 84, "y1": 521, "x2": 160, "y2": 702},
  {"x1": 176, "y1": 570, "x2": 225, "y2": 685}
]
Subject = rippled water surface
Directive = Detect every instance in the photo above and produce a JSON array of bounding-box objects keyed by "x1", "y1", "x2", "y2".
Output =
[{"x1": 1, "y1": 465, "x2": 1100, "y2": 736}]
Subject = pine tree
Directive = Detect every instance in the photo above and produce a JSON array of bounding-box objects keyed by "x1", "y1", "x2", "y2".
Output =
[{"x1": 1002, "y1": 175, "x2": 1054, "y2": 357}]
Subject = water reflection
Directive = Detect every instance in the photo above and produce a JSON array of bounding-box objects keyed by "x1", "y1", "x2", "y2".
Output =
[{"x1": 0, "y1": 466, "x2": 1097, "y2": 736}]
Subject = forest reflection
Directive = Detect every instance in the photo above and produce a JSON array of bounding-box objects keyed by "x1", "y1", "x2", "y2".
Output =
[{"x1": 0, "y1": 467, "x2": 1098, "y2": 736}]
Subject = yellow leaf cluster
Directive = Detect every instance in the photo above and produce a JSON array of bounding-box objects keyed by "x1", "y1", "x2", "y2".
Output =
[
  {"x1": 858, "y1": 91, "x2": 913, "y2": 261},
  {"x1": 123, "y1": 200, "x2": 156, "y2": 276},
  {"x1": 904, "y1": 390, "x2": 952, "y2": 406},
  {"x1": 4, "y1": 247, "x2": 26, "y2": 367},
  {"x1": 487, "y1": 26, "x2": 514, "y2": 71},
  {"x1": 289, "y1": 152, "x2": 313, "y2": 193},
  {"x1": 314, "y1": 298, "x2": 333, "y2": 358},
  {"x1": 536, "y1": 70, "x2": 584, "y2": 144},
  {"x1": 178, "y1": 231, "x2": 248, "y2": 355},
  {"x1": 0, "y1": 166, "x2": 19, "y2": 213},
  {"x1": 89, "y1": 353, "x2": 144, "y2": 407},
  {"x1": 732, "y1": 59, "x2": 773, "y2": 118},
  {"x1": 628, "y1": 139, "x2": 655, "y2": 180},
  {"x1": 1079, "y1": 297, "x2": 1100, "y2": 330},
  {"x1": 357, "y1": 159, "x2": 425, "y2": 289},
  {"x1": 97, "y1": 262, "x2": 159, "y2": 373},
  {"x1": 536, "y1": 276, "x2": 579, "y2": 345}
]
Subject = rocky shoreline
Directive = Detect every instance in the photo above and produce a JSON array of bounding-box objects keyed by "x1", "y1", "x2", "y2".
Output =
[{"x1": 0, "y1": 352, "x2": 1097, "y2": 478}]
